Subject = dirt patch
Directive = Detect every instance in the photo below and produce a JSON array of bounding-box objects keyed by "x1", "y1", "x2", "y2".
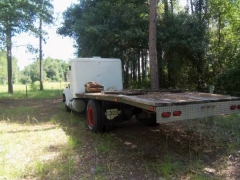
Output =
[{"x1": 0, "y1": 98, "x2": 239, "y2": 179}]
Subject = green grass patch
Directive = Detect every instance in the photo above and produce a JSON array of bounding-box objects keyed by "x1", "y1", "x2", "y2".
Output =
[
  {"x1": 185, "y1": 114, "x2": 240, "y2": 150},
  {"x1": 0, "y1": 82, "x2": 67, "y2": 99},
  {"x1": 95, "y1": 134, "x2": 117, "y2": 155},
  {"x1": 0, "y1": 124, "x2": 70, "y2": 179},
  {"x1": 145, "y1": 155, "x2": 182, "y2": 177},
  {"x1": 0, "y1": 119, "x2": 82, "y2": 180},
  {"x1": 1, "y1": 85, "x2": 240, "y2": 179},
  {"x1": 0, "y1": 106, "x2": 36, "y2": 123}
]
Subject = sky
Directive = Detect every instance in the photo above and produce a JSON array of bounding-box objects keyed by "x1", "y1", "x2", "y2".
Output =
[
  {"x1": 12, "y1": 0, "x2": 186, "y2": 70},
  {"x1": 12, "y1": 0, "x2": 79, "y2": 70}
]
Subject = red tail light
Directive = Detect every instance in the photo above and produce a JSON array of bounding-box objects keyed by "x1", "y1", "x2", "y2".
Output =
[
  {"x1": 162, "y1": 112, "x2": 171, "y2": 117},
  {"x1": 173, "y1": 111, "x2": 182, "y2": 116},
  {"x1": 237, "y1": 105, "x2": 240, "y2": 109},
  {"x1": 149, "y1": 106, "x2": 155, "y2": 112},
  {"x1": 230, "y1": 105, "x2": 236, "y2": 110}
]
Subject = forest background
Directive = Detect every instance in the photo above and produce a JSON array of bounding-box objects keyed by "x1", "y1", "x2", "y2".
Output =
[{"x1": 0, "y1": 0, "x2": 240, "y2": 94}]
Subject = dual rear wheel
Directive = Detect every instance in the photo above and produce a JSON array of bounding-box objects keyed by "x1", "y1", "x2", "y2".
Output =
[
  {"x1": 68, "y1": 99, "x2": 157, "y2": 132},
  {"x1": 86, "y1": 100, "x2": 103, "y2": 132}
]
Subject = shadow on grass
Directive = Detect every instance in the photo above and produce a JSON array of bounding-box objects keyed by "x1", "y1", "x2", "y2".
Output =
[
  {"x1": 1, "y1": 97, "x2": 240, "y2": 179},
  {"x1": 54, "y1": 107, "x2": 240, "y2": 179}
]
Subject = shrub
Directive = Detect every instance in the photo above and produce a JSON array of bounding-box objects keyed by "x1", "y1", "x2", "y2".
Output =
[{"x1": 30, "y1": 81, "x2": 40, "y2": 91}]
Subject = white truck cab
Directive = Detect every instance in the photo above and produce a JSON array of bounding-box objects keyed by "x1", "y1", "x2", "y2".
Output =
[{"x1": 63, "y1": 57, "x2": 123, "y2": 113}]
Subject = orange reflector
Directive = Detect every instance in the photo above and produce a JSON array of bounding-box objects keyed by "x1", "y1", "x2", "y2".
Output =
[
  {"x1": 237, "y1": 105, "x2": 240, "y2": 109},
  {"x1": 149, "y1": 106, "x2": 155, "y2": 111},
  {"x1": 173, "y1": 111, "x2": 182, "y2": 116},
  {"x1": 162, "y1": 112, "x2": 171, "y2": 118},
  {"x1": 114, "y1": 98, "x2": 118, "y2": 102},
  {"x1": 230, "y1": 105, "x2": 236, "y2": 110}
]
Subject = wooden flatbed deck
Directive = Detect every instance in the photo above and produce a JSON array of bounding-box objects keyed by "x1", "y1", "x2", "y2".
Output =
[{"x1": 76, "y1": 90, "x2": 240, "y2": 110}]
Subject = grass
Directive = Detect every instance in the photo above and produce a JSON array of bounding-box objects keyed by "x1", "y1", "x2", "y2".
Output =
[
  {"x1": 0, "y1": 82, "x2": 67, "y2": 99},
  {"x1": 0, "y1": 83, "x2": 81, "y2": 179},
  {"x1": 0, "y1": 114, "x2": 83, "y2": 179},
  {"x1": 184, "y1": 114, "x2": 240, "y2": 152},
  {"x1": 0, "y1": 85, "x2": 240, "y2": 179},
  {"x1": 1, "y1": 106, "x2": 36, "y2": 123},
  {"x1": 95, "y1": 134, "x2": 117, "y2": 155},
  {"x1": 144, "y1": 155, "x2": 182, "y2": 177},
  {"x1": 0, "y1": 122, "x2": 69, "y2": 179}
]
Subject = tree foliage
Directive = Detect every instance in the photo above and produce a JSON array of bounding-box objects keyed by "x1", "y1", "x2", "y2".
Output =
[
  {"x1": 37, "y1": 0, "x2": 54, "y2": 90},
  {"x1": 0, "y1": 51, "x2": 19, "y2": 84},
  {"x1": 0, "y1": 0, "x2": 54, "y2": 93},
  {"x1": 55, "y1": 0, "x2": 239, "y2": 92},
  {"x1": 58, "y1": 0, "x2": 149, "y2": 87},
  {"x1": 20, "y1": 57, "x2": 69, "y2": 84}
]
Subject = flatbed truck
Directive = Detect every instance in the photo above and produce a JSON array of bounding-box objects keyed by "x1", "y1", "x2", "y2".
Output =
[{"x1": 63, "y1": 57, "x2": 240, "y2": 132}]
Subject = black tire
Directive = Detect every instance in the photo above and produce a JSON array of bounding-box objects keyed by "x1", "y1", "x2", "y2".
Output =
[
  {"x1": 65, "y1": 104, "x2": 71, "y2": 112},
  {"x1": 145, "y1": 114, "x2": 158, "y2": 126},
  {"x1": 63, "y1": 94, "x2": 71, "y2": 112},
  {"x1": 86, "y1": 100, "x2": 103, "y2": 132},
  {"x1": 136, "y1": 113, "x2": 158, "y2": 126}
]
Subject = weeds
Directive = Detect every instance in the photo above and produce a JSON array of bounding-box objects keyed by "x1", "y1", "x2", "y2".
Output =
[
  {"x1": 105, "y1": 162, "x2": 113, "y2": 174},
  {"x1": 145, "y1": 155, "x2": 182, "y2": 177},
  {"x1": 0, "y1": 82, "x2": 64, "y2": 99},
  {"x1": 0, "y1": 86, "x2": 240, "y2": 179},
  {"x1": 95, "y1": 134, "x2": 116, "y2": 154},
  {"x1": 96, "y1": 165, "x2": 103, "y2": 174},
  {"x1": 189, "y1": 173, "x2": 212, "y2": 180},
  {"x1": 68, "y1": 136, "x2": 83, "y2": 149},
  {"x1": 0, "y1": 110, "x2": 72, "y2": 180}
]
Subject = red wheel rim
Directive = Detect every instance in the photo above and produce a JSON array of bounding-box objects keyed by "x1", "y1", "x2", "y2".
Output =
[{"x1": 88, "y1": 107, "x2": 94, "y2": 127}]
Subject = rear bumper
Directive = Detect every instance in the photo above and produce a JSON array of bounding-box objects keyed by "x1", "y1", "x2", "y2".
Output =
[{"x1": 156, "y1": 101, "x2": 240, "y2": 123}]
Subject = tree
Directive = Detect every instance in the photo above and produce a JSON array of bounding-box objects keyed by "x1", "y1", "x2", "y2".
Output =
[
  {"x1": 58, "y1": 0, "x2": 239, "y2": 92},
  {"x1": 36, "y1": 0, "x2": 53, "y2": 90},
  {"x1": 58, "y1": 0, "x2": 149, "y2": 88},
  {"x1": 0, "y1": 0, "x2": 39, "y2": 94},
  {"x1": 0, "y1": 51, "x2": 7, "y2": 84},
  {"x1": 149, "y1": 0, "x2": 159, "y2": 90},
  {"x1": 0, "y1": 0, "x2": 53, "y2": 93},
  {"x1": 208, "y1": 0, "x2": 240, "y2": 92},
  {"x1": 20, "y1": 57, "x2": 69, "y2": 83},
  {"x1": 0, "y1": 50, "x2": 20, "y2": 85}
]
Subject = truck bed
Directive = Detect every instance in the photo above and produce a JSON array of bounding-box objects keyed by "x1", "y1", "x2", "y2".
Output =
[
  {"x1": 75, "y1": 90, "x2": 240, "y2": 123},
  {"x1": 76, "y1": 90, "x2": 240, "y2": 110}
]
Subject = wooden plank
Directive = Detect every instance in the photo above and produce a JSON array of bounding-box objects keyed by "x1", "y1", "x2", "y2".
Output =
[
  {"x1": 104, "y1": 90, "x2": 145, "y2": 95},
  {"x1": 75, "y1": 91, "x2": 240, "y2": 108},
  {"x1": 175, "y1": 92, "x2": 238, "y2": 102}
]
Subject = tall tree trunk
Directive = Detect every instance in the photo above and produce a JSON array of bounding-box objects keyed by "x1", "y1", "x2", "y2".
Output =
[
  {"x1": 144, "y1": 50, "x2": 148, "y2": 76},
  {"x1": 218, "y1": 12, "x2": 221, "y2": 48},
  {"x1": 6, "y1": 29, "x2": 13, "y2": 94},
  {"x1": 198, "y1": 0, "x2": 202, "y2": 19},
  {"x1": 141, "y1": 49, "x2": 146, "y2": 80},
  {"x1": 132, "y1": 58, "x2": 137, "y2": 81},
  {"x1": 164, "y1": 0, "x2": 169, "y2": 14},
  {"x1": 217, "y1": 12, "x2": 222, "y2": 70},
  {"x1": 123, "y1": 50, "x2": 129, "y2": 88},
  {"x1": 137, "y1": 48, "x2": 141, "y2": 82},
  {"x1": 190, "y1": 0, "x2": 194, "y2": 14},
  {"x1": 158, "y1": 46, "x2": 163, "y2": 88},
  {"x1": 124, "y1": 59, "x2": 129, "y2": 88},
  {"x1": 39, "y1": 16, "x2": 43, "y2": 90},
  {"x1": 196, "y1": 54, "x2": 204, "y2": 91},
  {"x1": 165, "y1": 50, "x2": 174, "y2": 88},
  {"x1": 170, "y1": 0, "x2": 174, "y2": 14},
  {"x1": 149, "y1": 0, "x2": 159, "y2": 90},
  {"x1": 130, "y1": 63, "x2": 133, "y2": 81}
]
